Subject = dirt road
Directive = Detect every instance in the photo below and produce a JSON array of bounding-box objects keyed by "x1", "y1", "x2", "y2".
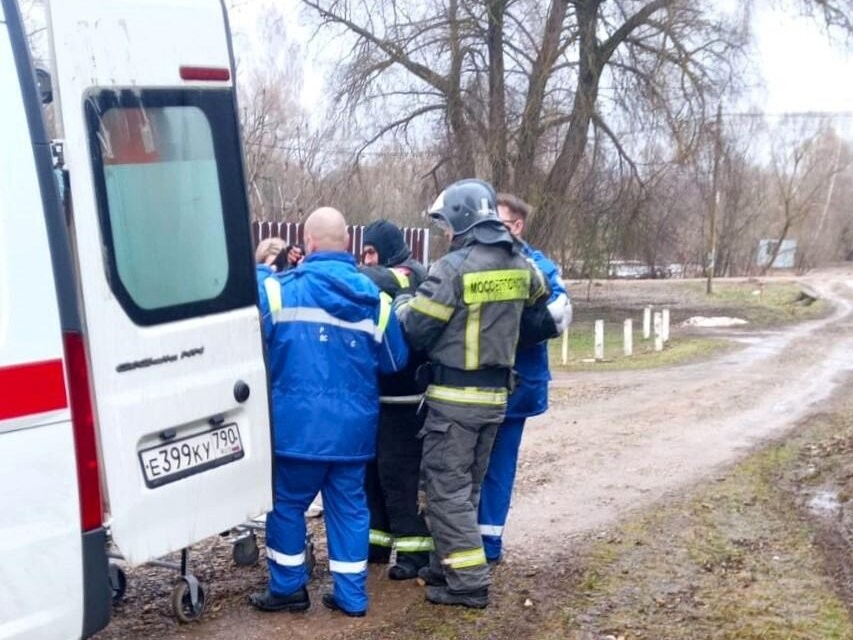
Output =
[
  {"x1": 99, "y1": 268, "x2": 853, "y2": 639},
  {"x1": 507, "y1": 268, "x2": 853, "y2": 563}
]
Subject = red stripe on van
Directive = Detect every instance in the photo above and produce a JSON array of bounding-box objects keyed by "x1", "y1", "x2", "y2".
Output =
[{"x1": 0, "y1": 359, "x2": 68, "y2": 420}]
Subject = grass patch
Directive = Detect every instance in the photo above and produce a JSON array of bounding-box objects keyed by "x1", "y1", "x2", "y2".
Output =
[
  {"x1": 549, "y1": 280, "x2": 831, "y2": 371},
  {"x1": 676, "y1": 280, "x2": 831, "y2": 327},
  {"x1": 548, "y1": 324, "x2": 730, "y2": 371}
]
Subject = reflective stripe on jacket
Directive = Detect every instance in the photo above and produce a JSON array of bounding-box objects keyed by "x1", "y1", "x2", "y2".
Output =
[
  {"x1": 399, "y1": 241, "x2": 548, "y2": 376},
  {"x1": 258, "y1": 251, "x2": 408, "y2": 461},
  {"x1": 361, "y1": 258, "x2": 428, "y2": 402}
]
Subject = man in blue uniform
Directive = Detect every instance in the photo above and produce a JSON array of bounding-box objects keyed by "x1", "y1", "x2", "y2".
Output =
[
  {"x1": 478, "y1": 193, "x2": 571, "y2": 564},
  {"x1": 250, "y1": 207, "x2": 409, "y2": 617}
]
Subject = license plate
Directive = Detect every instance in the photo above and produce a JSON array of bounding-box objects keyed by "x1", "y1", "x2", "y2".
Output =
[{"x1": 139, "y1": 423, "x2": 244, "y2": 488}]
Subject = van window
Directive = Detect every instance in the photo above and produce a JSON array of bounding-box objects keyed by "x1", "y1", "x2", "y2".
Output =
[{"x1": 85, "y1": 89, "x2": 254, "y2": 325}]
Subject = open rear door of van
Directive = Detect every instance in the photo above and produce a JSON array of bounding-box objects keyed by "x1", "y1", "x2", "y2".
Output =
[{"x1": 46, "y1": 0, "x2": 272, "y2": 564}]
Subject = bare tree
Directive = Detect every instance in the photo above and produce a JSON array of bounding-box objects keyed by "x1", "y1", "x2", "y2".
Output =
[
  {"x1": 300, "y1": 0, "x2": 755, "y2": 247},
  {"x1": 761, "y1": 119, "x2": 846, "y2": 273}
]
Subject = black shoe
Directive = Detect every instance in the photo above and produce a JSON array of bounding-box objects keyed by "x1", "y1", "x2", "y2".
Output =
[
  {"x1": 321, "y1": 593, "x2": 366, "y2": 617},
  {"x1": 487, "y1": 556, "x2": 502, "y2": 567},
  {"x1": 367, "y1": 546, "x2": 391, "y2": 564},
  {"x1": 249, "y1": 587, "x2": 310, "y2": 612},
  {"x1": 389, "y1": 552, "x2": 428, "y2": 581},
  {"x1": 426, "y1": 585, "x2": 489, "y2": 609},
  {"x1": 389, "y1": 562, "x2": 419, "y2": 580},
  {"x1": 416, "y1": 565, "x2": 447, "y2": 587}
]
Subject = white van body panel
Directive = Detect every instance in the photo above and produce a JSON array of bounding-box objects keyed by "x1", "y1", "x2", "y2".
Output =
[
  {"x1": 47, "y1": 0, "x2": 272, "y2": 565},
  {"x1": 0, "y1": 12, "x2": 83, "y2": 638}
]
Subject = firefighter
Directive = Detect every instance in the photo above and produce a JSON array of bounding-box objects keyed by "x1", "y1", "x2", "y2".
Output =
[
  {"x1": 478, "y1": 193, "x2": 572, "y2": 564},
  {"x1": 397, "y1": 179, "x2": 551, "y2": 609},
  {"x1": 359, "y1": 220, "x2": 433, "y2": 580},
  {"x1": 251, "y1": 207, "x2": 408, "y2": 617}
]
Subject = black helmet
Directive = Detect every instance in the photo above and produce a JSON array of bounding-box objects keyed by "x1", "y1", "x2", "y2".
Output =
[{"x1": 428, "y1": 179, "x2": 499, "y2": 237}]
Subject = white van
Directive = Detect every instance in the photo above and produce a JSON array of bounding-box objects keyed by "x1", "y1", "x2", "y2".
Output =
[{"x1": 1, "y1": 0, "x2": 273, "y2": 637}]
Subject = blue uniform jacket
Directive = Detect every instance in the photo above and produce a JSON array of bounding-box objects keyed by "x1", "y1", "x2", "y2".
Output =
[
  {"x1": 508, "y1": 245, "x2": 568, "y2": 419},
  {"x1": 257, "y1": 252, "x2": 409, "y2": 461}
]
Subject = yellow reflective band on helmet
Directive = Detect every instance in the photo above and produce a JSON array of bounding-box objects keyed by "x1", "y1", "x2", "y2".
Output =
[
  {"x1": 264, "y1": 277, "x2": 283, "y2": 314},
  {"x1": 410, "y1": 295, "x2": 453, "y2": 322},
  {"x1": 443, "y1": 547, "x2": 487, "y2": 569},
  {"x1": 462, "y1": 269, "x2": 530, "y2": 304},
  {"x1": 369, "y1": 529, "x2": 393, "y2": 548},
  {"x1": 426, "y1": 385, "x2": 507, "y2": 406},
  {"x1": 390, "y1": 268, "x2": 411, "y2": 289},
  {"x1": 465, "y1": 302, "x2": 481, "y2": 369},
  {"x1": 376, "y1": 292, "x2": 393, "y2": 339},
  {"x1": 395, "y1": 536, "x2": 434, "y2": 553}
]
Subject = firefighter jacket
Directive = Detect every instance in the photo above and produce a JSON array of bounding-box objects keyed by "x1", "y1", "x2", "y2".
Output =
[
  {"x1": 398, "y1": 238, "x2": 549, "y2": 406},
  {"x1": 508, "y1": 244, "x2": 571, "y2": 419},
  {"x1": 257, "y1": 251, "x2": 409, "y2": 461},
  {"x1": 361, "y1": 258, "x2": 428, "y2": 402}
]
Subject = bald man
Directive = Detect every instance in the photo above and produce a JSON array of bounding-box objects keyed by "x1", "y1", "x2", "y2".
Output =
[{"x1": 252, "y1": 207, "x2": 409, "y2": 616}]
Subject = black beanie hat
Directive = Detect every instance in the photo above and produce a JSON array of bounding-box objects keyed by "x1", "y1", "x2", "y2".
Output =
[{"x1": 363, "y1": 220, "x2": 411, "y2": 267}]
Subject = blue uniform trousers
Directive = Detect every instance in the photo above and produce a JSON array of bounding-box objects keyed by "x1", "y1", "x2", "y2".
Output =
[
  {"x1": 477, "y1": 416, "x2": 526, "y2": 562},
  {"x1": 266, "y1": 457, "x2": 369, "y2": 613}
]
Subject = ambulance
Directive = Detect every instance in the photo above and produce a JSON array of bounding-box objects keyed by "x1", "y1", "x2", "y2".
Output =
[{"x1": 0, "y1": 1, "x2": 273, "y2": 637}]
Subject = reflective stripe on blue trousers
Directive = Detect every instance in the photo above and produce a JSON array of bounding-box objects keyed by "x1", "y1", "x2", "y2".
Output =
[
  {"x1": 477, "y1": 416, "x2": 526, "y2": 561},
  {"x1": 267, "y1": 457, "x2": 369, "y2": 612}
]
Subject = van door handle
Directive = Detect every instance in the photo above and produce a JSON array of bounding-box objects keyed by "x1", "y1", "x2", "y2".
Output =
[{"x1": 233, "y1": 380, "x2": 250, "y2": 403}]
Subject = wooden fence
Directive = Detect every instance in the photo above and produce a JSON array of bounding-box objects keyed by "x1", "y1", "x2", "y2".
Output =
[{"x1": 251, "y1": 221, "x2": 431, "y2": 266}]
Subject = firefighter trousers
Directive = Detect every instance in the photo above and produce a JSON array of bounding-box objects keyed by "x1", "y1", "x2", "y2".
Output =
[
  {"x1": 366, "y1": 402, "x2": 432, "y2": 566},
  {"x1": 420, "y1": 392, "x2": 506, "y2": 593}
]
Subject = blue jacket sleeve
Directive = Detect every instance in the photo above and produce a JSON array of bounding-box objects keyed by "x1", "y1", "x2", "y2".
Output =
[
  {"x1": 527, "y1": 247, "x2": 572, "y2": 333},
  {"x1": 378, "y1": 308, "x2": 409, "y2": 374},
  {"x1": 256, "y1": 266, "x2": 275, "y2": 341},
  {"x1": 529, "y1": 249, "x2": 567, "y2": 303}
]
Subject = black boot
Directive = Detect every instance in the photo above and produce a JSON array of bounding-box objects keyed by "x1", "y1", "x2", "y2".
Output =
[
  {"x1": 321, "y1": 593, "x2": 366, "y2": 617},
  {"x1": 426, "y1": 585, "x2": 489, "y2": 609},
  {"x1": 368, "y1": 544, "x2": 391, "y2": 564},
  {"x1": 389, "y1": 552, "x2": 428, "y2": 581},
  {"x1": 416, "y1": 565, "x2": 447, "y2": 586},
  {"x1": 249, "y1": 587, "x2": 310, "y2": 612}
]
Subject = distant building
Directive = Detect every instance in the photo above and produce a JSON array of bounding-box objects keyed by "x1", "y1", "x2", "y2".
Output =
[{"x1": 757, "y1": 239, "x2": 797, "y2": 269}]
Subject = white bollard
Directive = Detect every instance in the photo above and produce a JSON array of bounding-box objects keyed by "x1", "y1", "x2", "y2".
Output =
[
  {"x1": 561, "y1": 327, "x2": 569, "y2": 365},
  {"x1": 623, "y1": 319, "x2": 633, "y2": 357},
  {"x1": 653, "y1": 312, "x2": 663, "y2": 352},
  {"x1": 662, "y1": 308, "x2": 670, "y2": 342},
  {"x1": 594, "y1": 320, "x2": 604, "y2": 361},
  {"x1": 643, "y1": 306, "x2": 652, "y2": 339}
]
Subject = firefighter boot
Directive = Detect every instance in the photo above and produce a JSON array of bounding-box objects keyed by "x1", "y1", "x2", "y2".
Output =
[
  {"x1": 426, "y1": 585, "x2": 489, "y2": 609},
  {"x1": 416, "y1": 565, "x2": 447, "y2": 587}
]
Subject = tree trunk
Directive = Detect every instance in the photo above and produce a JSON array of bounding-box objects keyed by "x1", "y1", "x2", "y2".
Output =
[
  {"x1": 760, "y1": 217, "x2": 792, "y2": 275},
  {"x1": 486, "y1": 0, "x2": 508, "y2": 190},
  {"x1": 512, "y1": 0, "x2": 568, "y2": 193},
  {"x1": 528, "y1": 0, "x2": 601, "y2": 247},
  {"x1": 447, "y1": 0, "x2": 476, "y2": 177}
]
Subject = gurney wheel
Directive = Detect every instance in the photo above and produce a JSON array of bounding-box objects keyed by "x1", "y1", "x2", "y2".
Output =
[
  {"x1": 108, "y1": 563, "x2": 126, "y2": 603},
  {"x1": 172, "y1": 580, "x2": 206, "y2": 623},
  {"x1": 233, "y1": 534, "x2": 259, "y2": 566}
]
